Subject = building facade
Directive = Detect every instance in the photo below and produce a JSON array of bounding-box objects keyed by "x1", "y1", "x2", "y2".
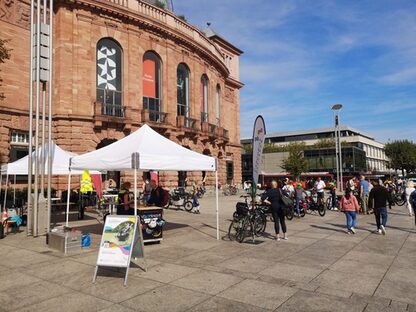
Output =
[
  {"x1": 0, "y1": 0, "x2": 243, "y2": 188},
  {"x1": 241, "y1": 126, "x2": 389, "y2": 182}
]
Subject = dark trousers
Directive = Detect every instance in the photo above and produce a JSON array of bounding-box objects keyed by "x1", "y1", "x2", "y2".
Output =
[
  {"x1": 271, "y1": 208, "x2": 286, "y2": 234},
  {"x1": 374, "y1": 207, "x2": 388, "y2": 229}
]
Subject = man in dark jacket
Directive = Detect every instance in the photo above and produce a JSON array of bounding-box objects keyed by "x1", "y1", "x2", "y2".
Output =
[
  {"x1": 147, "y1": 179, "x2": 163, "y2": 207},
  {"x1": 368, "y1": 179, "x2": 389, "y2": 235}
]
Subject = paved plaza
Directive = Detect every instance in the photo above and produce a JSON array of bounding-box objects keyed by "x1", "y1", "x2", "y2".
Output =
[{"x1": 0, "y1": 194, "x2": 415, "y2": 312}]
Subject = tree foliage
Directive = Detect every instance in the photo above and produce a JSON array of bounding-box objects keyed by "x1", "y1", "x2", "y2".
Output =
[
  {"x1": 281, "y1": 142, "x2": 308, "y2": 179},
  {"x1": 385, "y1": 140, "x2": 416, "y2": 175},
  {"x1": 0, "y1": 38, "x2": 11, "y2": 101}
]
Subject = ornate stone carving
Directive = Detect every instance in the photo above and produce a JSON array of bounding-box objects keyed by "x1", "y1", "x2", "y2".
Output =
[
  {"x1": 225, "y1": 87, "x2": 234, "y2": 101},
  {"x1": 0, "y1": 0, "x2": 30, "y2": 29}
]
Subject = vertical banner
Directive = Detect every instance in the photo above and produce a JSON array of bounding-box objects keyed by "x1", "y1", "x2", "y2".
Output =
[
  {"x1": 143, "y1": 59, "x2": 156, "y2": 98},
  {"x1": 252, "y1": 115, "x2": 266, "y2": 187}
]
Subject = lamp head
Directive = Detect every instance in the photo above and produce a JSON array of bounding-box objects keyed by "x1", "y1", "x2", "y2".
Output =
[{"x1": 331, "y1": 104, "x2": 343, "y2": 111}]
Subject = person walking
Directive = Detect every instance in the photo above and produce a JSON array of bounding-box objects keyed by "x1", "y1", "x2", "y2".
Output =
[
  {"x1": 262, "y1": 180, "x2": 288, "y2": 241},
  {"x1": 360, "y1": 176, "x2": 370, "y2": 214},
  {"x1": 405, "y1": 180, "x2": 415, "y2": 217},
  {"x1": 339, "y1": 188, "x2": 360, "y2": 234},
  {"x1": 368, "y1": 179, "x2": 389, "y2": 235}
]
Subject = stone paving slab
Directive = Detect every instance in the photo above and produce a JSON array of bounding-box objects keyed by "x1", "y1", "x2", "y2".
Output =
[
  {"x1": 0, "y1": 196, "x2": 414, "y2": 312},
  {"x1": 171, "y1": 270, "x2": 243, "y2": 295},
  {"x1": 188, "y1": 296, "x2": 271, "y2": 312},
  {"x1": 218, "y1": 279, "x2": 298, "y2": 310},
  {"x1": 120, "y1": 284, "x2": 210, "y2": 312},
  {"x1": 275, "y1": 290, "x2": 367, "y2": 312}
]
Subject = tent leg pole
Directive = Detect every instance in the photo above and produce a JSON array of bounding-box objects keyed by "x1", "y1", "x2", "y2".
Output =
[
  {"x1": 134, "y1": 168, "x2": 137, "y2": 217},
  {"x1": 215, "y1": 170, "x2": 219, "y2": 240},
  {"x1": 13, "y1": 175, "x2": 16, "y2": 206},
  {"x1": 66, "y1": 173, "x2": 71, "y2": 227},
  {"x1": 0, "y1": 172, "x2": 3, "y2": 211},
  {"x1": 3, "y1": 174, "x2": 8, "y2": 215}
]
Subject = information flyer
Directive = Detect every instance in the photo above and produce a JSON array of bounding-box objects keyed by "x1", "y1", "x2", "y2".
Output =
[{"x1": 97, "y1": 216, "x2": 137, "y2": 267}]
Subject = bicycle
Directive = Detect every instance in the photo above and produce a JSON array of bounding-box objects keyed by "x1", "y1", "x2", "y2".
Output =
[
  {"x1": 228, "y1": 196, "x2": 266, "y2": 242},
  {"x1": 223, "y1": 184, "x2": 238, "y2": 196}
]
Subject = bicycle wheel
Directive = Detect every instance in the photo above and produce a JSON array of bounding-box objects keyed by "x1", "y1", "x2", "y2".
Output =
[
  {"x1": 184, "y1": 201, "x2": 193, "y2": 212},
  {"x1": 237, "y1": 218, "x2": 247, "y2": 243},
  {"x1": 325, "y1": 197, "x2": 332, "y2": 210},
  {"x1": 228, "y1": 221, "x2": 237, "y2": 241},
  {"x1": 286, "y1": 207, "x2": 294, "y2": 220},
  {"x1": 318, "y1": 204, "x2": 326, "y2": 216},
  {"x1": 395, "y1": 195, "x2": 405, "y2": 206},
  {"x1": 254, "y1": 213, "x2": 267, "y2": 236}
]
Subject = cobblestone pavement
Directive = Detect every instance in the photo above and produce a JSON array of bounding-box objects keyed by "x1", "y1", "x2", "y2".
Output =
[{"x1": 0, "y1": 194, "x2": 415, "y2": 312}]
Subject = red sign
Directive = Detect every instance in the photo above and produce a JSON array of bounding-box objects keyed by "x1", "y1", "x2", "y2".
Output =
[{"x1": 143, "y1": 59, "x2": 156, "y2": 98}]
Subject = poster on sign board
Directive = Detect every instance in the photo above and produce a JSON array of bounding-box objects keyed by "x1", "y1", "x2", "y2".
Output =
[{"x1": 96, "y1": 215, "x2": 137, "y2": 267}]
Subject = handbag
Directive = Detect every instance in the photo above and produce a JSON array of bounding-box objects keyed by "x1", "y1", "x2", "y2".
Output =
[{"x1": 279, "y1": 189, "x2": 294, "y2": 207}]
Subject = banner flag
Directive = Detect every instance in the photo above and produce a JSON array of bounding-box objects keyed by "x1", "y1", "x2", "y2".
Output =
[{"x1": 252, "y1": 116, "x2": 266, "y2": 187}]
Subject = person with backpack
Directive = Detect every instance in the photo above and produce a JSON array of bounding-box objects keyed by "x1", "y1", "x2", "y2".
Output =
[
  {"x1": 117, "y1": 181, "x2": 134, "y2": 215},
  {"x1": 147, "y1": 179, "x2": 168, "y2": 207},
  {"x1": 339, "y1": 188, "x2": 360, "y2": 234}
]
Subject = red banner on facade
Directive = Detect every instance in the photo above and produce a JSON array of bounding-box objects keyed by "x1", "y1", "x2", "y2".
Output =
[{"x1": 143, "y1": 59, "x2": 156, "y2": 98}]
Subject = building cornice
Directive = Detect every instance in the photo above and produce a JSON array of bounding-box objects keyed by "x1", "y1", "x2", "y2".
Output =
[{"x1": 60, "y1": 0, "x2": 236, "y2": 79}]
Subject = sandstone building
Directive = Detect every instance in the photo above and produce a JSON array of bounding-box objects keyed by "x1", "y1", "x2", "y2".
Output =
[{"x1": 0, "y1": 0, "x2": 243, "y2": 188}]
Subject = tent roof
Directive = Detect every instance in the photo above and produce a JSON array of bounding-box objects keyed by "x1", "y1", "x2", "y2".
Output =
[
  {"x1": 70, "y1": 124, "x2": 216, "y2": 172},
  {"x1": 1, "y1": 142, "x2": 97, "y2": 175}
]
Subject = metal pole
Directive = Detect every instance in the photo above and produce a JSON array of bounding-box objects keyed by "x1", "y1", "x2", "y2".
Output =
[
  {"x1": 41, "y1": 85, "x2": 46, "y2": 194},
  {"x1": 215, "y1": 169, "x2": 219, "y2": 240},
  {"x1": 33, "y1": 0, "x2": 42, "y2": 237},
  {"x1": 27, "y1": 0, "x2": 35, "y2": 236},
  {"x1": 40, "y1": 0, "x2": 46, "y2": 195},
  {"x1": 3, "y1": 174, "x2": 8, "y2": 212},
  {"x1": 338, "y1": 118, "x2": 343, "y2": 193},
  {"x1": 46, "y1": 0, "x2": 53, "y2": 233},
  {"x1": 0, "y1": 171, "x2": 3, "y2": 210},
  {"x1": 65, "y1": 173, "x2": 71, "y2": 227},
  {"x1": 334, "y1": 112, "x2": 340, "y2": 193},
  {"x1": 134, "y1": 168, "x2": 137, "y2": 217},
  {"x1": 13, "y1": 175, "x2": 16, "y2": 206}
]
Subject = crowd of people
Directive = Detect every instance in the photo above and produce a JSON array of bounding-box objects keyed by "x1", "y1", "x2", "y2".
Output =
[{"x1": 258, "y1": 175, "x2": 416, "y2": 240}]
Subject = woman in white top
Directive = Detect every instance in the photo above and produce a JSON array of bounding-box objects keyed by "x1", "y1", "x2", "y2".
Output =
[{"x1": 405, "y1": 180, "x2": 415, "y2": 216}]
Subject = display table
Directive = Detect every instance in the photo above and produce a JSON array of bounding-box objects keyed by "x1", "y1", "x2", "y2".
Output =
[{"x1": 136, "y1": 206, "x2": 164, "y2": 243}]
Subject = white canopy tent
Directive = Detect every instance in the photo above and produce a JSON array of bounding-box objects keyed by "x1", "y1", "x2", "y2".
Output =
[
  {"x1": 68, "y1": 124, "x2": 220, "y2": 239},
  {"x1": 0, "y1": 141, "x2": 99, "y2": 210}
]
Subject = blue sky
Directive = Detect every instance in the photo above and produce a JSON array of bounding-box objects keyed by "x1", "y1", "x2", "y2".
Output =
[{"x1": 174, "y1": 0, "x2": 416, "y2": 143}]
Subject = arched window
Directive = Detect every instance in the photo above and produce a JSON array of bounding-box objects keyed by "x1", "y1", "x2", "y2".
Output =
[
  {"x1": 201, "y1": 75, "x2": 209, "y2": 122},
  {"x1": 143, "y1": 51, "x2": 162, "y2": 121},
  {"x1": 215, "y1": 84, "x2": 221, "y2": 126},
  {"x1": 97, "y1": 38, "x2": 123, "y2": 116},
  {"x1": 177, "y1": 63, "x2": 190, "y2": 117}
]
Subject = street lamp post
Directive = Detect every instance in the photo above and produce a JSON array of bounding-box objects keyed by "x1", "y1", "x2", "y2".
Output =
[{"x1": 331, "y1": 104, "x2": 343, "y2": 193}]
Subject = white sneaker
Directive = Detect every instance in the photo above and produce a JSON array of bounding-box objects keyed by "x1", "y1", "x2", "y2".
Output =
[
  {"x1": 380, "y1": 225, "x2": 386, "y2": 235},
  {"x1": 333, "y1": 208, "x2": 338, "y2": 211},
  {"x1": 377, "y1": 229, "x2": 382, "y2": 235},
  {"x1": 282, "y1": 236, "x2": 288, "y2": 240},
  {"x1": 350, "y1": 227, "x2": 356, "y2": 234}
]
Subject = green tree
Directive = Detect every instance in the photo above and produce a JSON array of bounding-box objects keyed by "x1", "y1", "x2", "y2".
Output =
[
  {"x1": 281, "y1": 142, "x2": 308, "y2": 180},
  {"x1": 385, "y1": 140, "x2": 416, "y2": 175},
  {"x1": 0, "y1": 38, "x2": 11, "y2": 101}
]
